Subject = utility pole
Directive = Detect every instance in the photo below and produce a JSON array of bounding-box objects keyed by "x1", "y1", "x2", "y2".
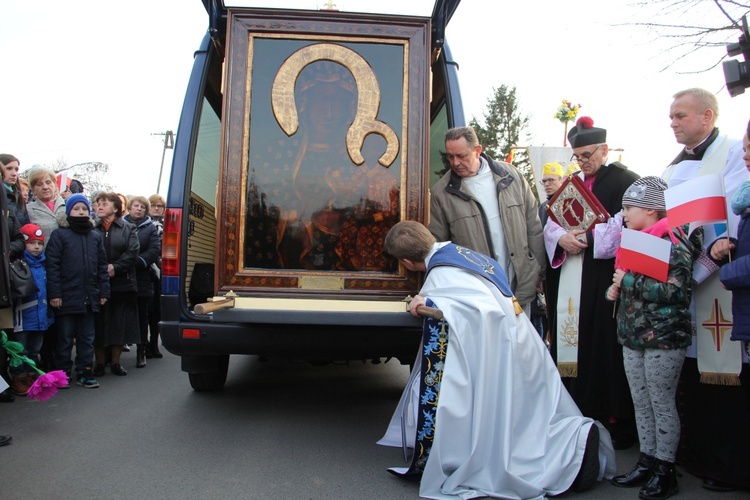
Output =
[{"x1": 151, "y1": 130, "x2": 174, "y2": 194}]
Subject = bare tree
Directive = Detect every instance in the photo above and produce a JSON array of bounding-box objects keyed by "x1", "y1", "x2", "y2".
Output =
[
  {"x1": 625, "y1": 0, "x2": 749, "y2": 72},
  {"x1": 20, "y1": 159, "x2": 115, "y2": 194}
]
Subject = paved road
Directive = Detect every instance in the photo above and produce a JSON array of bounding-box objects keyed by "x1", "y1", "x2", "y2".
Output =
[{"x1": 0, "y1": 349, "x2": 747, "y2": 499}]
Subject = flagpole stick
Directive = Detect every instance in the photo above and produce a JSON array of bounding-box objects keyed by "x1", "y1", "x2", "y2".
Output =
[
  {"x1": 727, "y1": 234, "x2": 732, "y2": 263},
  {"x1": 722, "y1": 177, "x2": 731, "y2": 263}
]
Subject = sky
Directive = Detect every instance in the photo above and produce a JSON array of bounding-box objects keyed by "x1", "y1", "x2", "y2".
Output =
[{"x1": 1, "y1": 0, "x2": 748, "y2": 198}]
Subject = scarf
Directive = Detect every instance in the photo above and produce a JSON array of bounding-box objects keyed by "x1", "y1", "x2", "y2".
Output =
[
  {"x1": 614, "y1": 217, "x2": 680, "y2": 272},
  {"x1": 731, "y1": 178, "x2": 750, "y2": 215},
  {"x1": 67, "y1": 216, "x2": 93, "y2": 234},
  {"x1": 126, "y1": 215, "x2": 148, "y2": 227}
]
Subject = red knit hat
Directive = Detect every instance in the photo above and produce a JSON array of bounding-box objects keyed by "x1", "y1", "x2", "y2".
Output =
[{"x1": 20, "y1": 223, "x2": 44, "y2": 244}]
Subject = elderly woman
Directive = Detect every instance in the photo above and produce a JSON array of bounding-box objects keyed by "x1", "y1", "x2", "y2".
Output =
[
  {"x1": 93, "y1": 193, "x2": 140, "y2": 376},
  {"x1": 26, "y1": 167, "x2": 66, "y2": 246},
  {"x1": 0, "y1": 154, "x2": 29, "y2": 226},
  {"x1": 123, "y1": 196, "x2": 161, "y2": 368}
]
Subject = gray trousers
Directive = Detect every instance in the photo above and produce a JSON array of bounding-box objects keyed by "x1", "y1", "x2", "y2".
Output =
[{"x1": 622, "y1": 346, "x2": 687, "y2": 462}]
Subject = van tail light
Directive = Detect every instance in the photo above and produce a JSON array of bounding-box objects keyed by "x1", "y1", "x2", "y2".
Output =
[{"x1": 162, "y1": 208, "x2": 182, "y2": 277}]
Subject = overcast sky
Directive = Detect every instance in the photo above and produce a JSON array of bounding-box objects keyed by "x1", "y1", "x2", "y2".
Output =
[{"x1": 1, "y1": 0, "x2": 747, "y2": 197}]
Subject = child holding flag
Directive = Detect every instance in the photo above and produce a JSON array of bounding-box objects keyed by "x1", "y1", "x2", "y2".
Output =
[
  {"x1": 605, "y1": 176, "x2": 703, "y2": 500},
  {"x1": 710, "y1": 120, "x2": 750, "y2": 357}
]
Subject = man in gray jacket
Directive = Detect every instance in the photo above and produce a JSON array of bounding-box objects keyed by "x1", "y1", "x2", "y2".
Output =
[{"x1": 429, "y1": 126, "x2": 544, "y2": 308}]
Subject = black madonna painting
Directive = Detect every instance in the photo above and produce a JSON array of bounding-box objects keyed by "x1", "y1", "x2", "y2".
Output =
[{"x1": 244, "y1": 38, "x2": 404, "y2": 273}]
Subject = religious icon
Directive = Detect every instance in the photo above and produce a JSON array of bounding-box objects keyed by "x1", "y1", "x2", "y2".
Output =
[{"x1": 244, "y1": 42, "x2": 401, "y2": 272}]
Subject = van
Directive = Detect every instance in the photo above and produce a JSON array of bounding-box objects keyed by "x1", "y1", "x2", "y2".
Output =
[{"x1": 160, "y1": 0, "x2": 466, "y2": 391}]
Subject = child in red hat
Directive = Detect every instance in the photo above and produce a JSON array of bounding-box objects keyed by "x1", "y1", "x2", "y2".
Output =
[{"x1": 8, "y1": 224, "x2": 54, "y2": 396}]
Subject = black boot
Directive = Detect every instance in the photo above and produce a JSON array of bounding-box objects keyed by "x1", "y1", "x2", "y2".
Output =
[
  {"x1": 611, "y1": 452, "x2": 655, "y2": 487},
  {"x1": 147, "y1": 335, "x2": 163, "y2": 359},
  {"x1": 136, "y1": 345, "x2": 147, "y2": 368},
  {"x1": 639, "y1": 459, "x2": 678, "y2": 500}
]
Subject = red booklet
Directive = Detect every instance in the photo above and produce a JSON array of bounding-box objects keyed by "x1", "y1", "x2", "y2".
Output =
[{"x1": 545, "y1": 175, "x2": 610, "y2": 232}]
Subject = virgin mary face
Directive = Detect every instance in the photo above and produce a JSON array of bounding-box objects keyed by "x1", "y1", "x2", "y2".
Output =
[{"x1": 301, "y1": 80, "x2": 355, "y2": 144}]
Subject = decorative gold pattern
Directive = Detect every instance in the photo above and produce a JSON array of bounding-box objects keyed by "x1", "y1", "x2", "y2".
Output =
[
  {"x1": 271, "y1": 43, "x2": 400, "y2": 167},
  {"x1": 547, "y1": 182, "x2": 605, "y2": 232},
  {"x1": 455, "y1": 246, "x2": 495, "y2": 275},
  {"x1": 561, "y1": 297, "x2": 579, "y2": 347}
]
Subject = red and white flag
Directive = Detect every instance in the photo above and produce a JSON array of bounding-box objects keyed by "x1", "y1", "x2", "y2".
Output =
[
  {"x1": 55, "y1": 171, "x2": 69, "y2": 193},
  {"x1": 664, "y1": 173, "x2": 727, "y2": 230},
  {"x1": 619, "y1": 228, "x2": 671, "y2": 282}
]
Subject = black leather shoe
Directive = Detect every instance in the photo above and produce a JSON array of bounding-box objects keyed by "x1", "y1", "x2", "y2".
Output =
[
  {"x1": 639, "y1": 459, "x2": 678, "y2": 499},
  {"x1": 0, "y1": 389, "x2": 15, "y2": 403},
  {"x1": 612, "y1": 453, "x2": 655, "y2": 487},
  {"x1": 0, "y1": 435, "x2": 12, "y2": 446},
  {"x1": 110, "y1": 363, "x2": 127, "y2": 376},
  {"x1": 93, "y1": 364, "x2": 105, "y2": 377},
  {"x1": 702, "y1": 478, "x2": 737, "y2": 492},
  {"x1": 571, "y1": 424, "x2": 600, "y2": 493}
]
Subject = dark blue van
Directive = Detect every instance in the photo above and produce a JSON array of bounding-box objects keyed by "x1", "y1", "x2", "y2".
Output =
[{"x1": 161, "y1": 0, "x2": 465, "y2": 391}]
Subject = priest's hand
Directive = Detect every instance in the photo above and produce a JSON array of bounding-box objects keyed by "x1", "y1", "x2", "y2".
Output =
[
  {"x1": 408, "y1": 294, "x2": 426, "y2": 317},
  {"x1": 559, "y1": 230, "x2": 588, "y2": 255}
]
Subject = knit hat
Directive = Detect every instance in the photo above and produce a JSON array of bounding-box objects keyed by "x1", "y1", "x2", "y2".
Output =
[
  {"x1": 20, "y1": 223, "x2": 44, "y2": 244},
  {"x1": 66, "y1": 193, "x2": 91, "y2": 216},
  {"x1": 622, "y1": 176, "x2": 668, "y2": 210},
  {"x1": 542, "y1": 162, "x2": 564, "y2": 177},
  {"x1": 567, "y1": 116, "x2": 606, "y2": 148}
]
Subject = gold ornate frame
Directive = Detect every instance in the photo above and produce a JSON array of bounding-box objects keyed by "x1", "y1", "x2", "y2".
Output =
[{"x1": 216, "y1": 9, "x2": 430, "y2": 299}]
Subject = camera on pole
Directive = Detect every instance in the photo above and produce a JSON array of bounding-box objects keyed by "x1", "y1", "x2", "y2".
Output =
[{"x1": 723, "y1": 15, "x2": 750, "y2": 97}]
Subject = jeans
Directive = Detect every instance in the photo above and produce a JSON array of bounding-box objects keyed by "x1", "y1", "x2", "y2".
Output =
[
  {"x1": 55, "y1": 313, "x2": 96, "y2": 374},
  {"x1": 9, "y1": 330, "x2": 44, "y2": 374}
]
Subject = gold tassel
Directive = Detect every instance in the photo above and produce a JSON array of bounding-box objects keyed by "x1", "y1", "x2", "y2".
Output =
[
  {"x1": 700, "y1": 372, "x2": 741, "y2": 386},
  {"x1": 512, "y1": 297, "x2": 523, "y2": 315},
  {"x1": 558, "y1": 362, "x2": 578, "y2": 378}
]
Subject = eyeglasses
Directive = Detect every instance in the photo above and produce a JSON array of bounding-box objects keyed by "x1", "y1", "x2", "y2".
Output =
[
  {"x1": 153, "y1": 204, "x2": 165, "y2": 208},
  {"x1": 540, "y1": 178, "x2": 559, "y2": 185},
  {"x1": 570, "y1": 145, "x2": 602, "y2": 163}
]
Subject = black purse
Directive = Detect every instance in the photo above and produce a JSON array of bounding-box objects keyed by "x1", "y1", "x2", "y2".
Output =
[{"x1": 9, "y1": 259, "x2": 39, "y2": 299}]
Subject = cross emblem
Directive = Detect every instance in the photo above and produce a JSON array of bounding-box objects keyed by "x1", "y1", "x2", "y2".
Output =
[{"x1": 701, "y1": 299, "x2": 733, "y2": 351}]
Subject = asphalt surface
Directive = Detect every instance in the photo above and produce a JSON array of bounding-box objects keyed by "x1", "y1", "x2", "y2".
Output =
[{"x1": 0, "y1": 349, "x2": 747, "y2": 499}]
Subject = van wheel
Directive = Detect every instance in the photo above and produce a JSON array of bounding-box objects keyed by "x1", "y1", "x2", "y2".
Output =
[{"x1": 187, "y1": 355, "x2": 229, "y2": 391}]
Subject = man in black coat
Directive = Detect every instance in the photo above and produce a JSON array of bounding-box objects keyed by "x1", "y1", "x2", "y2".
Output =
[{"x1": 544, "y1": 117, "x2": 640, "y2": 449}]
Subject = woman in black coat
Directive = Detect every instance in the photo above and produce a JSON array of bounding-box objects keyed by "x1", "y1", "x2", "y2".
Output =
[
  {"x1": 123, "y1": 196, "x2": 161, "y2": 368},
  {"x1": 93, "y1": 193, "x2": 140, "y2": 376}
]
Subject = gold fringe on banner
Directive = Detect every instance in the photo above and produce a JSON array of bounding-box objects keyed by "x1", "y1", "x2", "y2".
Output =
[
  {"x1": 700, "y1": 372, "x2": 741, "y2": 386},
  {"x1": 557, "y1": 362, "x2": 577, "y2": 378}
]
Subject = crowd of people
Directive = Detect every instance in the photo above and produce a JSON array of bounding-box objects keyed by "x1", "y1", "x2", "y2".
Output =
[
  {"x1": 2, "y1": 85, "x2": 749, "y2": 498},
  {"x1": 0, "y1": 156, "x2": 166, "y2": 445},
  {"x1": 380, "y1": 87, "x2": 750, "y2": 499}
]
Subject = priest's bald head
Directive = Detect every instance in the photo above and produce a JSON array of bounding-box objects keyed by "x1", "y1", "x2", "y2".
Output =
[{"x1": 567, "y1": 116, "x2": 609, "y2": 178}]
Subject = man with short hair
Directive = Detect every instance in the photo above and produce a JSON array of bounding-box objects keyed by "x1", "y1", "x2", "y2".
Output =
[
  {"x1": 539, "y1": 161, "x2": 564, "y2": 227},
  {"x1": 429, "y1": 126, "x2": 544, "y2": 309},
  {"x1": 543, "y1": 116, "x2": 639, "y2": 449},
  {"x1": 379, "y1": 220, "x2": 615, "y2": 499},
  {"x1": 662, "y1": 87, "x2": 750, "y2": 491}
]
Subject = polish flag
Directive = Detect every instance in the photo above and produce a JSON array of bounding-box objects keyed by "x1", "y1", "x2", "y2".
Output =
[
  {"x1": 664, "y1": 173, "x2": 726, "y2": 230},
  {"x1": 55, "y1": 171, "x2": 69, "y2": 192},
  {"x1": 619, "y1": 228, "x2": 671, "y2": 282}
]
